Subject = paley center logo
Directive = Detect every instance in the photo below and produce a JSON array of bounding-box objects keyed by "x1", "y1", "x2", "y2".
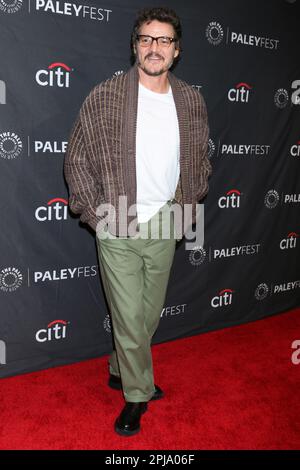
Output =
[
  {"x1": 35, "y1": 319, "x2": 69, "y2": 343},
  {"x1": 189, "y1": 240, "x2": 262, "y2": 266},
  {"x1": 264, "y1": 189, "x2": 300, "y2": 208},
  {"x1": 206, "y1": 21, "x2": 279, "y2": 50},
  {"x1": 35, "y1": 197, "x2": 68, "y2": 221},
  {"x1": 255, "y1": 280, "x2": 300, "y2": 300},
  {"x1": 36, "y1": 62, "x2": 72, "y2": 88},
  {"x1": 264, "y1": 189, "x2": 280, "y2": 209},
  {"x1": 218, "y1": 189, "x2": 242, "y2": 208},
  {"x1": 0, "y1": 267, "x2": 23, "y2": 292},
  {"x1": 211, "y1": 288, "x2": 235, "y2": 308},
  {"x1": 0, "y1": 131, "x2": 23, "y2": 159},
  {"x1": 103, "y1": 314, "x2": 111, "y2": 333},
  {"x1": 0, "y1": 0, "x2": 23, "y2": 13},
  {"x1": 208, "y1": 138, "x2": 216, "y2": 159},
  {"x1": 274, "y1": 80, "x2": 300, "y2": 108},
  {"x1": 189, "y1": 246, "x2": 207, "y2": 266},
  {"x1": 228, "y1": 82, "x2": 252, "y2": 103}
]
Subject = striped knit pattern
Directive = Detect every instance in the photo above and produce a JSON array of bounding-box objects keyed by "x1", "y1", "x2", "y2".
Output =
[{"x1": 64, "y1": 64, "x2": 212, "y2": 234}]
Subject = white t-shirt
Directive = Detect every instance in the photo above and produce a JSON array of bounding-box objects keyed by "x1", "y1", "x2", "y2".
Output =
[{"x1": 135, "y1": 81, "x2": 180, "y2": 223}]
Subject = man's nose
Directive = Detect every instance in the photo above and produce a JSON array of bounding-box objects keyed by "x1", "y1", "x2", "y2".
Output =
[{"x1": 150, "y1": 39, "x2": 159, "y2": 52}]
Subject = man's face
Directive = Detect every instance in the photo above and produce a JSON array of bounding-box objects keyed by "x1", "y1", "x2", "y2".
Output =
[{"x1": 134, "y1": 20, "x2": 179, "y2": 77}]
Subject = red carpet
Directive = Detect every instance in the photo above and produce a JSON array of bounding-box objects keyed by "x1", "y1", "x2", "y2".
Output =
[{"x1": 1, "y1": 308, "x2": 300, "y2": 450}]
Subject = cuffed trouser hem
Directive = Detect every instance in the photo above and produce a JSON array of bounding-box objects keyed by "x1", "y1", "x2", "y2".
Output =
[{"x1": 124, "y1": 392, "x2": 155, "y2": 403}]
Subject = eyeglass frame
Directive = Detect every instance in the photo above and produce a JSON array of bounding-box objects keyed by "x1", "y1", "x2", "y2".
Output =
[{"x1": 135, "y1": 34, "x2": 178, "y2": 48}]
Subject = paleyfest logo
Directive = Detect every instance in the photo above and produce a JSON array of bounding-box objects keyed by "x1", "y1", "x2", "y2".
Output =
[
  {"x1": 0, "y1": 0, "x2": 23, "y2": 13},
  {"x1": 206, "y1": 21, "x2": 279, "y2": 50},
  {"x1": 34, "y1": 1, "x2": 112, "y2": 21}
]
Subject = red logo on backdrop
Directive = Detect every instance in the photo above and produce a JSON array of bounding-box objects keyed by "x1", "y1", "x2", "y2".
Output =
[
  {"x1": 211, "y1": 288, "x2": 235, "y2": 308},
  {"x1": 228, "y1": 82, "x2": 252, "y2": 103},
  {"x1": 35, "y1": 320, "x2": 68, "y2": 343},
  {"x1": 280, "y1": 232, "x2": 299, "y2": 250},
  {"x1": 36, "y1": 62, "x2": 72, "y2": 88},
  {"x1": 218, "y1": 189, "x2": 242, "y2": 208},
  {"x1": 35, "y1": 198, "x2": 68, "y2": 221}
]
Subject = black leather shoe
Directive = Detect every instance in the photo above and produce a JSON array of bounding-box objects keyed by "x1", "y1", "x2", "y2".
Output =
[
  {"x1": 115, "y1": 402, "x2": 148, "y2": 436},
  {"x1": 108, "y1": 374, "x2": 164, "y2": 400}
]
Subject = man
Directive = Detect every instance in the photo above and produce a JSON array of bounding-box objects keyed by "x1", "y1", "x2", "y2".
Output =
[{"x1": 64, "y1": 6, "x2": 212, "y2": 436}]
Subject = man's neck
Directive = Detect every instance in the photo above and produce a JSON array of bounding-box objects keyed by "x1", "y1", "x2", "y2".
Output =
[{"x1": 137, "y1": 67, "x2": 170, "y2": 94}]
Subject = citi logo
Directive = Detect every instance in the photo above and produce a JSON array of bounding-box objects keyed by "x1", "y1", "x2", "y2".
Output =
[
  {"x1": 211, "y1": 289, "x2": 234, "y2": 308},
  {"x1": 280, "y1": 232, "x2": 298, "y2": 250},
  {"x1": 35, "y1": 319, "x2": 68, "y2": 343},
  {"x1": 36, "y1": 62, "x2": 72, "y2": 88},
  {"x1": 218, "y1": 189, "x2": 241, "y2": 208},
  {"x1": 290, "y1": 140, "x2": 300, "y2": 157},
  {"x1": 0, "y1": 80, "x2": 6, "y2": 104},
  {"x1": 228, "y1": 82, "x2": 252, "y2": 103},
  {"x1": 35, "y1": 198, "x2": 68, "y2": 221}
]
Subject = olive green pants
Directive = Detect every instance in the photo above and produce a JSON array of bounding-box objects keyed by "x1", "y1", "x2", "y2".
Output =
[{"x1": 96, "y1": 201, "x2": 177, "y2": 402}]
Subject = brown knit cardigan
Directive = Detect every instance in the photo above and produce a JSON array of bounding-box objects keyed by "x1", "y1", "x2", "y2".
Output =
[{"x1": 64, "y1": 64, "x2": 212, "y2": 235}]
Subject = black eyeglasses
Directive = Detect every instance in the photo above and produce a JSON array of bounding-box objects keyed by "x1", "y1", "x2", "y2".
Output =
[{"x1": 136, "y1": 34, "x2": 177, "y2": 48}]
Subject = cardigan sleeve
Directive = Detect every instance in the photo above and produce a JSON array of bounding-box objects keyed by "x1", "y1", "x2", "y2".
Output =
[
  {"x1": 194, "y1": 92, "x2": 212, "y2": 201},
  {"x1": 63, "y1": 113, "x2": 102, "y2": 232}
]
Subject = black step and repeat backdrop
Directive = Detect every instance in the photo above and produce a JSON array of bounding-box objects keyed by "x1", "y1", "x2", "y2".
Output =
[{"x1": 0, "y1": 0, "x2": 300, "y2": 378}]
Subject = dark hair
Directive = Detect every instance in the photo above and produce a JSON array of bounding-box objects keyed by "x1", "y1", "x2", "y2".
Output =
[{"x1": 130, "y1": 6, "x2": 182, "y2": 64}]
